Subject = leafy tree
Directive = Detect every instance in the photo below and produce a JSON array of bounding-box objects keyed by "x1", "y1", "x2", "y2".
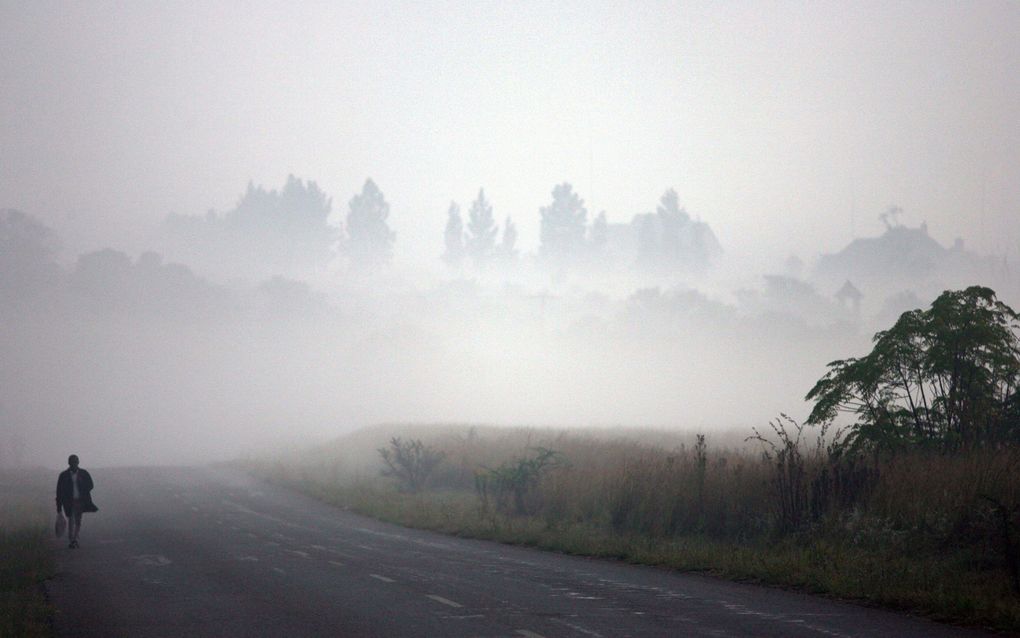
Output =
[
  {"x1": 806, "y1": 286, "x2": 1020, "y2": 453},
  {"x1": 633, "y1": 189, "x2": 721, "y2": 272},
  {"x1": 377, "y1": 437, "x2": 445, "y2": 493},
  {"x1": 228, "y1": 175, "x2": 336, "y2": 263},
  {"x1": 0, "y1": 209, "x2": 61, "y2": 299},
  {"x1": 475, "y1": 447, "x2": 564, "y2": 515},
  {"x1": 162, "y1": 175, "x2": 338, "y2": 276},
  {"x1": 465, "y1": 189, "x2": 497, "y2": 267},
  {"x1": 539, "y1": 183, "x2": 588, "y2": 265},
  {"x1": 345, "y1": 179, "x2": 395, "y2": 270},
  {"x1": 442, "y1": 202, "x2": 465, "y2": 267}
]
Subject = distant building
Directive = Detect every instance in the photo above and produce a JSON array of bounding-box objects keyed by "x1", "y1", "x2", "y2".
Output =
[
  {"x1": 815, "y1": 222, "x2": 998, "y2": 294},
  {"x1": 815, "y1": 223, "x2": 945, "y2": 284}
]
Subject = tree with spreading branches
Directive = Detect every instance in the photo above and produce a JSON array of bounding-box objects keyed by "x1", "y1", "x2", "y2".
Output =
[{"x1": 806, "y1": 286, "x2": 1020, "y2": 453}]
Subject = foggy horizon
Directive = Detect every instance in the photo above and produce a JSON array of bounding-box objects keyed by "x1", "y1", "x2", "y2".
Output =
[{"x1": 2, "y1": 1, "x2": 1019, "y2": 468}]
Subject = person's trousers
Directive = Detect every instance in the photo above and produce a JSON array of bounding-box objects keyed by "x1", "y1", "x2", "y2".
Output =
[{"x1": 68, "y1": 499, "x2": 83, "y2": 542}]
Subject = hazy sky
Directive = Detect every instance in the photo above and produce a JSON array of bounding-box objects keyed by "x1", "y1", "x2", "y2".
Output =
[{"x1": 3, "y1": 1, "x2": 1019, "y2": 267}]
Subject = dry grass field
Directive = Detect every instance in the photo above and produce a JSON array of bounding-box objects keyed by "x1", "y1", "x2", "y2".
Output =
[
  {"x1": 250, "y1": 422, "x2": 1020, "y2": 632},
  {"x1": 0, "y1": 468, "x2": 54, "y2": 638}
]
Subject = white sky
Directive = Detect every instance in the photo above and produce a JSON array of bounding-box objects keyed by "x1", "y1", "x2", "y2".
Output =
[{"x1": 2, "y1": 0, "x2": 1019, "y2": 268}]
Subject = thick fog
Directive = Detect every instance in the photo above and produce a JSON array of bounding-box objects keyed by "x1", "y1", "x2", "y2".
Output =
[{"x1": 2, "y1": 2, "x2": 1019, "y2": 467}]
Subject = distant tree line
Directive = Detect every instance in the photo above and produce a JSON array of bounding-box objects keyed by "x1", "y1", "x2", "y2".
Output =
[
  {"x1": 159, "y1": 177, "x2": 720, "y2": 277},
  {"x1": 443, "y1": 189, "x2": 517, "y2": 270}
]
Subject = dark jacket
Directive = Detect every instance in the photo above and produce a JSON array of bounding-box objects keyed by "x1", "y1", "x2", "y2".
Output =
[{"x1": 56, "y1": 468, "x2": 98, "y2": 515}]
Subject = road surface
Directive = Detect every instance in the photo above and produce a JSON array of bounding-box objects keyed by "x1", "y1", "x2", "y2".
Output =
[{"x1": 46, "y1": 467, "x2": 991, "y2": 637}]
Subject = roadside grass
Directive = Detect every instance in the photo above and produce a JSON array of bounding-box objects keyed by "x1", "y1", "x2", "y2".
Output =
[
  {"x1": 0, "y1": 469, "x2": 55, "y2": 638},
  {"x1": 248, "y1": 424, "x2": 1020, "y2": 633}
]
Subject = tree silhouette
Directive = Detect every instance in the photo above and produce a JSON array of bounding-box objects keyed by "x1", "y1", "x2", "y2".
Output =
[
  {"x1": 0, "y1": 209, "x2": 61, "y2": 300},
  {"x1": 442, "y1": 202, "x2": 465, "y2": 268},
  {"x1": 345, "y1": 179, "x2": 395, "y2": 270},
  {"x1": 657, "y1": 189, "x2": 689, "y2": 263},
  {"x1": 465, "y1": 189, "x2": 497, "y2": 268},
  {"x1": 539, "y1": 183, "x2": 588, "y2": 265},
  {"x1": 634, "y1": 189, "x2": 721, "y2": 272},
  {"x1": 162, "y1": 175, "x2": 338, "y2": 277},
  {"x1": 378, "y1": 437, "x2": 445, "y2": 493},
  {"x1": 499, "y1": 216, "x2": 518, "y2": 262}
]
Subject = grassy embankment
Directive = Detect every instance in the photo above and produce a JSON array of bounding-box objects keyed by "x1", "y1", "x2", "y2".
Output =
[
  {"x1": 0, "y1": 469, "x2": 54, "y2": 637},
  {"x1": 248, "y1": 423, "x2": 1020, "y2": 632}
]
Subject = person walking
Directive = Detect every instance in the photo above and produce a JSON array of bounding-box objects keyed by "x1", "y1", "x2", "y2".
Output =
[{"x1": 56, "y1": 454, "x2": 97, "y2": 549}]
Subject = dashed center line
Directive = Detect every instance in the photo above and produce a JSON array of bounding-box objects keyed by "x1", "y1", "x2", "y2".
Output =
[
  {"x1": 516, "y1": 631, "x2": 547, "y2": 638},
  {"x1": 284, "y1": 549, "x2": 311, "y2": 559},
  {"x1": 426, "y1": 595, "x2": 463, "y2": 608},
  {"x1": 369, "y1": 574, "x2": 394, "y2": 583}
]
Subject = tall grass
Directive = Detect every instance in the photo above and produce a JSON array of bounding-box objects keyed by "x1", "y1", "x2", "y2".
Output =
[
  {"x1": 0, "y1": 469, "x2": 54, "y2": 638},
  {"x1": 250, "y1": 423, "x2": 1020, "y2": 631}
]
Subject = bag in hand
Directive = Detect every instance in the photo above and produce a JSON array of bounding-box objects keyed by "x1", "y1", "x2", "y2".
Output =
[{"x1": 55, "y1": 511, "x2": 67, "y2": 538}]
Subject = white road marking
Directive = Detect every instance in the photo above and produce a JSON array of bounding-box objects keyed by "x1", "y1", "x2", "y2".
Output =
[
  {"x1": 221, "y1": 499, "x2": 312, "y2": 531},
  {"x1": 236, "y1": 556, "x2": 260, "y2": 562},
  {"x1": 131, "y1": 554, "x2": 172, "y2": 567},
  {"x1": 272, "y1": 567, "x2": 286, "y2": 575},
  {"x1": 328, "y1": 560, "x2": 345, "y2": 567},
  {"x1": 516, "y1": 631, "x2": 547, "y2": 638},
  {"x1": 426, "y1": 595, "x2": 462, "y2": 608},
  {"x1": 284, "y1": 549, "x2": 311, "y2": 559},
  {"x1": 369, "y1": 574, "x2": 394, "y2": 583},
  {"x1": 549, "y1": 619, "x2": 603, "y2": 637},
  {"x1": 565, "y1": 591, "x2": 603, "y2": 600}
]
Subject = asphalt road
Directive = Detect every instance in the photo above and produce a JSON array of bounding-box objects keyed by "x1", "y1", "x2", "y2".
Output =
[{"x1": 46, "y1": 467, "x2": 993, "y2": 637}]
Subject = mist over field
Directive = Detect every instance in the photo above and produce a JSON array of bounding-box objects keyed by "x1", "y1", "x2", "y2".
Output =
[{"x1": 2, "y1": 1, "x2": 1019, "y2": 467}]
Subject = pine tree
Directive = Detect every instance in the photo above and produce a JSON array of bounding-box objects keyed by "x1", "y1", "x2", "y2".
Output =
[
  {"x1": 345, "y1": 178, "x2": 395, "y2": 270},
  {"x1": 465, "y1": 189, "x2": 497, "y2": 267},
  {"x1": 442, "y1": 202, "x2": 465, "y2": 267},
  {"x1": 539, "y1": 183, "x2": 588, "y2": 265}
]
